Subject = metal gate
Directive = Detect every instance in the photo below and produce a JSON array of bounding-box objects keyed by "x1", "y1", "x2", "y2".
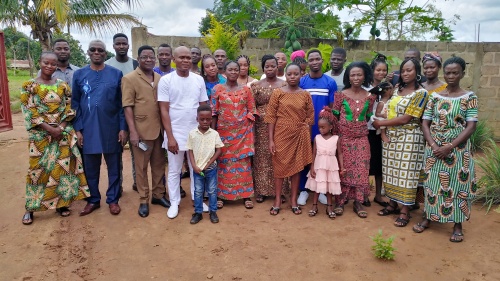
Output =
[{"x1": 0, "y1": 31, "x2": 13, "y2": 132}]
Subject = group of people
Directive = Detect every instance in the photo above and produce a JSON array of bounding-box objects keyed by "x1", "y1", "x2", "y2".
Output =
[{"x1": 20, "y1": 32, "x2": 478, "y2": 243}]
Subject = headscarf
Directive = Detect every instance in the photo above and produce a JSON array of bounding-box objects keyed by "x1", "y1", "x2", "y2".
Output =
[
  {"x1": 290, "y1": 50, "x2": 306, "y2": 62},
  {"x1": 422, "y1": 52, "x2": 442, "y2": 66}
]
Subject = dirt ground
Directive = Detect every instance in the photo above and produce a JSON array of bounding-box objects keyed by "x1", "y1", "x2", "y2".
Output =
[{"x1": 1, "y1": 113, "x2": 499, "y2": 281}]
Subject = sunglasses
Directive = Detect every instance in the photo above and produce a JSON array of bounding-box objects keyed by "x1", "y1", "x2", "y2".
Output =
[{"x1": 89, "y1": 47, "x2": 106, "y2": 53}]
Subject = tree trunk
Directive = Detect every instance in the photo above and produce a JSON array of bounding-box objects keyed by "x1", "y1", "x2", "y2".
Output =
[{"x1": 39, "y1": 37, "x2": 51, "y2": 51}]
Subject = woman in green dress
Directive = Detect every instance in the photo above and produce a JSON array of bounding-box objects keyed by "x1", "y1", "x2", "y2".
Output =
[
  {"x1": 20, "y1": 52, "x2": 89, "y2": 224},
  {"x1": 412, "y1": 57, "x2": 478, "y2": 242}
]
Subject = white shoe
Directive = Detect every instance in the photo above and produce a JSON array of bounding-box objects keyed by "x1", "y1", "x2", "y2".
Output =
[
  {"x1": 297, "y1": 191, "x2": 309, "y2": 206},
  {"x1": 318, "y1": 193, "x2": 327, "y2": 205},
  {"x1": 203, "y1": 202, "x2": 209, "y2": 213},
  {"x1": 167, "y1": 204, "x2": 179, "y2": 219}
]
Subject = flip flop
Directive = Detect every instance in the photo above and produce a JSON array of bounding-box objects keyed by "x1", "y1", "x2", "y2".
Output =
[
  {"x1": 269, "y1": 206, "x2": 280, "y2": 216},
  {"x1": 450, "y1": 232, "x2": 464, "y2": 243},
  {"x1": 56, "y1": 207, "x2": 71, "y2": 217},
  {"x1": 412, "y1": 222, "x2": 429, "y2": 233},
  {"x1": 22, "y1": 212, "x2": 33, "y2": 225},
  {"x1": 255, "y1": 194, "x2": 265, "y2": 203}
]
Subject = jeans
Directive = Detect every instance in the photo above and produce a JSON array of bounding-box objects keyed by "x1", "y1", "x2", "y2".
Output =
[{"x1": 193, "y1": 163, "x2": 218, "y2": 213}]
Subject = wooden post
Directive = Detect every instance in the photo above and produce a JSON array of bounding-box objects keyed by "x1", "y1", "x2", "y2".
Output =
[{"x1": 0, "y1": 31, "x2": 14, "y2": 132}]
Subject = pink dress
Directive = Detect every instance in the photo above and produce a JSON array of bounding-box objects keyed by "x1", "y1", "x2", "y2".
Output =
[{"x1": 305, "y1": 135, "x2": 342, "y2": 195}]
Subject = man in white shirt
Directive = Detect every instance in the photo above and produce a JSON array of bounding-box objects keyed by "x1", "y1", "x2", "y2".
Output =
[
  {"x1": 158, "y1": 46, "x2": 209, "y2": 219},
  {"x1": 325, "y1": 47, "x2": 347, "y2": 91}
]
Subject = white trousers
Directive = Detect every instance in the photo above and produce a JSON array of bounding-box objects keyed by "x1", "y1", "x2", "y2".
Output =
[{"x1": 167, "y1": 150, "x2": 194, "y2": 206}]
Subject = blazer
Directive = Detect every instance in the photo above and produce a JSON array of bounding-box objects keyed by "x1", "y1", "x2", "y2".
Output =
[{"x1": 122, "y1": 67, "x2": 162, "y2": 140}]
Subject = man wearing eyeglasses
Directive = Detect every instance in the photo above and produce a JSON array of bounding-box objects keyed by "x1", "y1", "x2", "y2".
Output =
[
  {"x1": 121, "y1": 45, "x2": 170, "y2": 218},
  {"x1": 72, "y1": 40, "x2": 128, "y2": 216}
]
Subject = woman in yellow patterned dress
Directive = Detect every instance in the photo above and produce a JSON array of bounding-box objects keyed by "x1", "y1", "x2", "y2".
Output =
[{"x1": 20, "y1": 52, "x2": 89, "y2": 225}]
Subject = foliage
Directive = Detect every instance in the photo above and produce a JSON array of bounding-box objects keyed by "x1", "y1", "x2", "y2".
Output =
[
  {"x1": 370, "y1": 230, "x2": 396, "y2": 260},
  {"x1": 475, "y1": 140, "x2": 500, "y2": 213},
  {"x1": 364, "y1": 51, "x2": 403, "y2": 71},
  {"x1": 470, "y1": 120, "x2": 494, "y2": 153},
  {"x1": 202, "y1": 15, "x2": 240, "y2": 60},
  {"x1": 313, "y1": 43, "x2": 333, "y2": 73},
  {"x1": 0, "y1": 0, "x2": 143, "y2": 50},
  {"x1": 7, "y1": 69, "x2": 31, "y2": 113}
]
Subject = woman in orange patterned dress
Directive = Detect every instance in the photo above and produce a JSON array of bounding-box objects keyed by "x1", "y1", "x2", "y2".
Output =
[{"x1": 211, "y1": 61, "x2": 258, "y2": 209}]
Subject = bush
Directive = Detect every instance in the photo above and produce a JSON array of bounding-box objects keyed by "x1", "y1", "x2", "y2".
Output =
[
  {"x1": 470, "y1": 120, "x2": 494, "y2": 153},
  {"x1": 202, "y1": 15, "x2": 240, "y2": 60},
  {"x1": 475, "y1": 139, "x2": 500, "y2": 213},
  {"x1": 371, "y1": 230, "x2": 396, "y2": 260}
]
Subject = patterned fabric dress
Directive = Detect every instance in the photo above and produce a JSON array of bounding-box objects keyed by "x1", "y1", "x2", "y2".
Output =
[
  {"x1": 20, "y1": 79, "x2": 90, "y2": 212},
  {"x1": 251, "y1": 83, "x2": 290, "y2": 197},
  {"x1": 422, "y1": 92, "x2": 478, "y2": 223},
  {"x1": 264, "y1": 89, "x2": 314, "y2": 178},
  {"x1": 383, "y1": 88, "x2": 429, "y2": 205},
  {"x1": 212, "y1": 84, "x2": 257, "y2": 200},
  {"x1": 305, "y1": 135, "x2": 342, "y2": 195},
  {"x1": 333, "y1": 92, "x2": 376, "y2": 203}
]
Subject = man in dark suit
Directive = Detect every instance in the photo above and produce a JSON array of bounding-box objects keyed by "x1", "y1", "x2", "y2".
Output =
[{"x1": 72, "y1": 39, "x2": 128, "y2": 216}]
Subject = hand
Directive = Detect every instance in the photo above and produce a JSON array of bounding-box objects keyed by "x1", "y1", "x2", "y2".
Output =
[
  {"x1": 373, "y1": 120, "x2": 381, "y2": 129},
  {"x1": 433, "y1": 144, "x2": 453, "y2": 160},
  {"x1": 381, "y1": 134, "x2": 391, "y2": 143},
  {"x1": 269, "y1": 141, "x2": 276, "y2": 155},
  {"x1": 118, "y1": 130, "x2": 128, "y2": 146},
  {"x1": 167, "y1": 137, "x2": 179, "y2": 154},
  {"x1": 193, "y1": 166, "x2": 202, "y2": 174},
  {"x1": 339, "y1": 170, "x2": 346, "y2": 177},
  {"x1": 310, "y1": 168, "x2": 316, "y2": 179},
  {"x1": 129, "y1": 131, "x2": 140, "y2": 147},
  {"x1": 386, "y1": 72, "x2": 394, "y2": 81},
  {"x1": 48, "y1": 126, "x2": 63, "y2": 141},
  {"x1": 76, "y1": 131, "x2": 83, "y2": 147}
]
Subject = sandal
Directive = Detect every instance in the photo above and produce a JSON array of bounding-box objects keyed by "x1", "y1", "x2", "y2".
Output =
[
  {"x1": 326, "y1": 204, "x2": 336, "y2": 219},
  {"x1": 269, "y1": 206, "x2": 280, "y2": 216},
  {"x1": 244, "y1": 198, "x2": 254, "y2": 209},
  {"x1": 217, "y1": 200, "x2": 224, "y2": 209},
  {"x1": 394, "y1": 212, "x2": 411, "y2": 227},
  {"x1": 333, "y1": 204, "x2": 344, "y2": 216},
  {"x1": 413, "y1": 221, "x2": 430, "y2": 233},
  {"x1": 22, "y1": 212, "x2": 33, "y2": 225},
  {"x1": 308, "y1": 203, "x2": 318, "y2": 217},
  {"x1": 353, "y1": 202, "x2": 368, "y2": 218},
  {"x1": 450, "y1": 232, "x2": 464, "y2": 243},
  {"x1": 56, "y1": 207, "x2": 71, "y2": 217},
  {"x1": 362, "y1": 199, "x2": 371, "y2": 207},
  {"x1": 377, "y1": 205, "x2": 400, "y2": 216},
  {"x1": 291, "y1": 206, "x2": 302, "y2": 215},
  {"x1": 255, "y1": 194, "x2": 265, "y2": 203},
  {"x1": 373, "y1": 198, "x2": 389, "y2": 207}
]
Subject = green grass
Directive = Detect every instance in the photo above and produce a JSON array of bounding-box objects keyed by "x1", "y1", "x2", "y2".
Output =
[
  {"x1": 470, "y1": 120, "x2": 494, "y2": 153},
  {"x1": 475, "y1": 140, "x2": 500, "y2": 213},
  {"x1": 7, "y1": 69, "x2": 32, "y2": 113}
]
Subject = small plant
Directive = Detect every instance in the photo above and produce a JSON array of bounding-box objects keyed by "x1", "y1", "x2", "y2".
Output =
[
  {"x1": 475, "y1": 139, "x2": 500, "y2": 213},
  {"x1": 371, "y1": 230, "x2": 396, "y2": 260},
  {"x1": 470, "y1": 120, "x2": 494, "y2": 153}
]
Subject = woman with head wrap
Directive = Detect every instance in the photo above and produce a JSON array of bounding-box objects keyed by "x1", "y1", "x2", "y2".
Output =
[{"x1": 422, "y1": 52, "x2": 447, "y2": 93}]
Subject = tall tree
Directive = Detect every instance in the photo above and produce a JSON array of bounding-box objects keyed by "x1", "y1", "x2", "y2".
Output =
[{"x1": 0, "y1": 0, "x2": 143, "y2": 51}]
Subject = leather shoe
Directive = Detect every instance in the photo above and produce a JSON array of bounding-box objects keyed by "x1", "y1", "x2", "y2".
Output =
[
  {"x1": 80, "y1": 203, "x2": 100, "y2": 216},
  {"x1": 190, "y1": 213, "x2": 203, "y2": 224},
  {"x1": 109, "y1": 203, "x2": 121, "y2": 215},
  {"x1": 180, "y1": 186, "x2": 186, "y2": 198},
  {"x1": 209, "y1": 211, "x2": 219, "y2": 223},
  {"x1": 138, "y1": 203, "x2": 149, "y2": 217},
  {"x1": 151, "y1": 196, "x2": 171, "y2": 208}
]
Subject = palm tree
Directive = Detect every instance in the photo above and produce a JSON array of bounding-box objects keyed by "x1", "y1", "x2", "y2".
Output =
[{"x1": 0, "y1": 0, "x2": 143, "y2": 51}]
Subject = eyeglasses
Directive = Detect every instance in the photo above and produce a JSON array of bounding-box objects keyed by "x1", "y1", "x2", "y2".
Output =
[
  {"x1": 89, "y1": 47, "x2": 105, "y2": 53},
  {"x1": 139, "y1": 56, "x2": 156, "y2": 61}
]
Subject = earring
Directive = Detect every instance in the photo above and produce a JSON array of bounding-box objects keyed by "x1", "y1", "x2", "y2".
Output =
[{"x1": 416, "y1": 74, "x2": 422, "y2": 82}]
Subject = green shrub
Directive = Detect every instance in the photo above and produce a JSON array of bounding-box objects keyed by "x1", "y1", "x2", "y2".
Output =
[
  {"x1": 202, "y1": 15, "x2": 240, "y2": 60},
  {"x1": 371, "y1": 230, "x2": 396, "y2": 260},
  {"x1": 475, "y1": 139, "x2": 500, "y2": 213},
  {"x1": 470, "y1": 120, "x2": 494, "y2": 153}
]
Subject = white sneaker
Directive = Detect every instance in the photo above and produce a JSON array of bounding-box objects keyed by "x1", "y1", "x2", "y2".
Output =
[
  {"x1": 297, "y1": 191, "x2": 309, "y2": 206},
  {"x1": 167, "y1": 204, "x2": 179, "y2": 219},
  {"x1": 203, "y1": 202, "x2": 209, "y2": 213},
  {"x1": 318, "y1": 193, "x2": 328, "y2": 205}
]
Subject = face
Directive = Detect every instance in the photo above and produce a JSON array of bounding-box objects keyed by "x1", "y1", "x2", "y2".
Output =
[
  {"x1": 300, "y1": 63, "x2": 307, "y2": 76},
  {"x1": 202, "y1": 57, "x2": 218, "y2": 78},
  {"x1": 87, "y1": 42, "x2": 107, "y2": 65},
  {"x1": 285, "y1": 65, "x2": 301, "y2": 86},
  {"x1": 308, "y1": 52, "x2": 323, "y2": 73},
  {"x1": 318, "y1": 119, "x2": 333, "y2": 136},
  {"x1": 191, "y1": 48, "x2": 201, "y2": 64},
  {"x1": 330, "y1": 53, "x2": 346, "y2": 71},
  {"x1": 263, "y1": 59, "x2": 278, "y2": 78},
  {"x1": 443, "y1": 63, "x2": 464, "y2": 87},
  {"x1": 39, "y1": 54, "x2": 58, "y2": 76},
  {"x1": 113, "y1": 37, "x2": 129, "y2": 56},
  {"x1": 138, "y1": 49, "x2": 156, "y2": 72},
  {"x1": 174, "y1": 47, "x2": 192, "y2": 72},
  {"x1": 401, "y1": 60, "x2": 417, "y2": 84},
  {"x1": 423, "y1": 60, "x2": 440, "y2": 79},
  {"x1": 349, "y1": 67, "x2": 365, "y2": 87},
  {"x1": 53, "y1": 42, "x2": 70, "y2": 62},
  {"x1": 157, "y1": 47, "x2": 172, "y2": 67},
  {"x1": 373, "y1": 62, "x2": 388, "y2": 82},
  {"x1": 275, "y1": 52, "x2": 287, "y2": 71},
  {"x1": 404, "y1": 50, "x2": 419, "y2": 60},
  {"x1": 225, "y1": 62, "x2": 240, "y2": 82},
  {"x1": 197, "y1": 111, "x2": 212, "y2": 130},
  {"x1": 237, "y1": 57, "x2": 249, "y2": 76},
  {"x1": 214, "y1": 50, "x2": 227, "y2": 69}
]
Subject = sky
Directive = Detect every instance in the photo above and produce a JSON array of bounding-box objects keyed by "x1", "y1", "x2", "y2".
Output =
[{"x1": 6, "y1": 0, "x2": 500, "y2": 53}]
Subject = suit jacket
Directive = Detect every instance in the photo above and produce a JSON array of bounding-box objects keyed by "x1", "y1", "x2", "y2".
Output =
[
  {"x1": 121, "y1": 67, "x2": 162, "y2": 140},
  {"x1": 72, "y1": 65, "x2": 127, "y2": 154}
]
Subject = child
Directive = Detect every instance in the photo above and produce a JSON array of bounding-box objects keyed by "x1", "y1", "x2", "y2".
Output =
[
  {"x1": 369, "y1": 82, "x2": 394, "y2": 143},
  {"x1": 186, "y1": 104, "x2": 224, "y2": 224},
  {"x1": 306, "y1": 107, "x2": 345, "y2": 219}
]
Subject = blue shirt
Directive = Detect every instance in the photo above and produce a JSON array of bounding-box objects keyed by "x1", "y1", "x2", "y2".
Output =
[
  {"x1": 205, "y1": 74, "x2": 227, "y2": 100},
  {"x1": 153, "y1": 66, "x2": 175, "y2": 76},
  {"x1": 299, "y1": 74, "x2": 337, "y2": 139}
]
